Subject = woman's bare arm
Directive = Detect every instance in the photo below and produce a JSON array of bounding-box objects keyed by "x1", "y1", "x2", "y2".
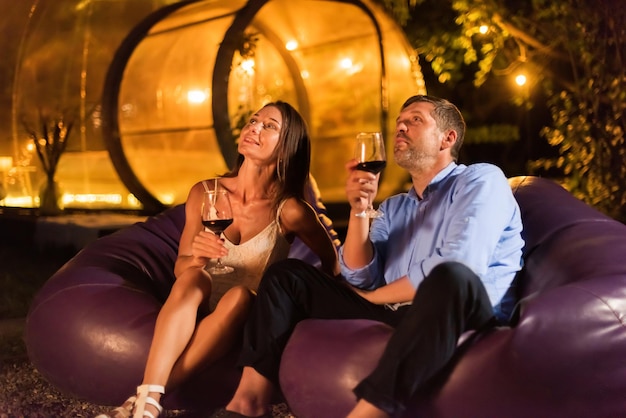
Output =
[{"x1": 280, "y1": 197, "x2": 340, "y2": 276}]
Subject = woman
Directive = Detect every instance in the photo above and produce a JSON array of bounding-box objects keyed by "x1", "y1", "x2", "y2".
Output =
[{"x1": 97, "y1": 101, "x2": 339, "y2": 418}]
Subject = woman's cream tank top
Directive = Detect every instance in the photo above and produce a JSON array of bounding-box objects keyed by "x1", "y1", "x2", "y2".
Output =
[{"x1": 202, "y1": 180, "x2": 291, "y2": 310}]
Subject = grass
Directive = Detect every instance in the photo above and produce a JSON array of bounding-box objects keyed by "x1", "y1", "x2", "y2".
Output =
[
  {"x1": 0, "y1": 244, "x2": 74, "y2": 319},
  {"x1": 0, "y1": 243, "x2": 74, "y2": 359}
]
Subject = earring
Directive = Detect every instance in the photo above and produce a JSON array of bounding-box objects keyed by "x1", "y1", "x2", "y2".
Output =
[{"x1": 276, "y1": 159, "x2": 284, "y2": 182}]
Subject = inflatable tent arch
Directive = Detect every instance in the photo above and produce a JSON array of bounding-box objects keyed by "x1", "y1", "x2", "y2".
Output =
[{"x1": 7, "y1": 0, "x2": 426, "y2": 213}]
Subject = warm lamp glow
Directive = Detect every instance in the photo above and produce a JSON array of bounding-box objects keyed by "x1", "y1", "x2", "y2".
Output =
[
  {"x1": 515, "y1": 74, "x2": 527, "y2": 86},
  {"x1": 63, "y1": 193, "x2": 124, "y2": 205},
  {"x1": 339, "y1": 58, "x2": 353, "y2": 69},
  {"x1": 339, "y1": 57, "x2": 363, "y2": 75},
  {"x1": 60, "y1": 193, "x2": 142, "y2": 208},
  {"x1": 128, "y1": 194, "x2": 140, "y2": 207},
  {"x1": 240, "y1": 58, "x2": 255, "y2": 75},
  {"x1": 285, "y1": 40, "x2": 298, "y2": 51},
  {"x1": 479, "y1": 25, "x2": 489, "y2": 34},
  {"x1": 187, "y1": 89, "x2": 208, "y2": 104},
  {"x1": 0, "y1": 156, "x2": 12, "y2": 171},
  {"x1": 3, "y1": 196, "x2": 33, "y2": 206},
  {"x1": 158, "y1": 193, "x2": 176, "y2": 205}
]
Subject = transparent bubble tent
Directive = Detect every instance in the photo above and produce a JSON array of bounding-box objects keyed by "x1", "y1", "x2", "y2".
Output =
[{"x1": 0, "y1": 0, "x2": 425, "y2": 213}]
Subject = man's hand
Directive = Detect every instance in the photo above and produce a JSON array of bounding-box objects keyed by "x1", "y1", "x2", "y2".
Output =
[
  {"x1": 350, "y1": 277, "x2": 416, "y2": 306},
  {"x1": 351, "y1": 286, "x2": 375, "y2": 302},
  {"x1": 345, "y1": 159, "x2": 380, "y2": 216}
]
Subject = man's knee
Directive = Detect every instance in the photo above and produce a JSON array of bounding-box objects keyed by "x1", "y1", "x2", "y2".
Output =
[
  {"x1": 259, "y1": 258, "x2": 311, "y2": 294},
  {"x1": 422, "y1": 261, "x2": 480, "y2": 293}
]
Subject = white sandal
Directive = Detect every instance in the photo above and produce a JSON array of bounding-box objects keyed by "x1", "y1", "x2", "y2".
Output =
[
  {"x1": 132, "y1": 384, "x2": 165, "y2": 418},
  {"x1": 94, "y1": 395, "x2": 136, "y2": 418}
]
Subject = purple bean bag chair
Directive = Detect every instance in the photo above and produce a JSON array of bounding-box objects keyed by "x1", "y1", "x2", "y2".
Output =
[
  {"x1": 279, "y1": 176, "x2": 626, "y2": 418},
  {"x1": 25, "y1": 178, "x2": 339, "y2": 411}
]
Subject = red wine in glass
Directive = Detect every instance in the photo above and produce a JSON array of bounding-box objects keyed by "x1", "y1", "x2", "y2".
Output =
[
  {"x1": 354, "y1": 132, "x2": 386, "y2": 218},
  {"x1": 355, "y1": 160, "x2": 386, "y2": 174},
  {"x1": 202, "y1": 188, "x2": 235, "y2": 274},
  {"x1": 202, "y1": 219, "x2": 234, "y2": 235}
]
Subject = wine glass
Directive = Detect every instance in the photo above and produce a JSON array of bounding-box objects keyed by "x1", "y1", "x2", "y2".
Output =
[
  {"x1": 354, "y1": 131, "x2": 386, "y2": 218},
  {"x1": 201, "y1": 188, "x2": 234, "y2": 274}
]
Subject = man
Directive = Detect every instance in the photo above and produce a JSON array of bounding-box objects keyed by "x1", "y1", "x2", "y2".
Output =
[{"x1": 210, "y1": 95, "x2": 524, "y2": 418}]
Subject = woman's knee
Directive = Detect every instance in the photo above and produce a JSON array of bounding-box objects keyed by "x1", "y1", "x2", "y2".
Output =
[
  {"x1": 213, "y1": 285, "x2": 255, "y2": 322},
  {"x1": 169, "y1": 267, "x2": 211, "y2": 303},
  {"x1": 219, "y1": 285, "x2": 255, "y2": 308}
]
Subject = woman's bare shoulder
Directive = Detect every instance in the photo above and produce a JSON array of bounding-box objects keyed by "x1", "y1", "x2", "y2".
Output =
[{"x1": 280, "y1": 197, "x2": 317, "y2": 225}]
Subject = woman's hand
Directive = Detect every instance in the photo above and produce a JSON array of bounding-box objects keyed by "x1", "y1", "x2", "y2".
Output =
[{"x1": 191, "y1": 230, "x2": 228, "y2": 261}]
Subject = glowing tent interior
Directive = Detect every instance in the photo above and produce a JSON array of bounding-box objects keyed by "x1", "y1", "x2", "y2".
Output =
[{"x1": 1, "y1": 0, "x2": 425, "y2": 214}]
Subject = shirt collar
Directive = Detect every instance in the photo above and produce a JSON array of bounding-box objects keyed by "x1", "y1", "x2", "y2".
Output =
[{"x1": 407, "y1": 162, "x2": 458, "y2": 200}]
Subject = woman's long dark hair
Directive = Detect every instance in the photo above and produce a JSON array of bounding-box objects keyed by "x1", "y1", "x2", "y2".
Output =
[{"x1": 223, "y1": 101, "x2": 311, "y2": 210}]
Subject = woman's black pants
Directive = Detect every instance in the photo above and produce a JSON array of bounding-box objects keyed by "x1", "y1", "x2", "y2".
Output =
[{"x1": 238, "y1": 258, "x2": 495, "y2": 416}]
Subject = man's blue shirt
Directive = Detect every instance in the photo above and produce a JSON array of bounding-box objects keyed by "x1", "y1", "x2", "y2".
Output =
[{"x1": 339, "y1": 162, "x2": 524, "y2": 318}]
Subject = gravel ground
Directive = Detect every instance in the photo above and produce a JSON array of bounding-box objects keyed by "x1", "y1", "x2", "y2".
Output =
[
  {"x1": 0, "y1": 319, "x2": 106, "y2": 418},
  {"x1": 0, "y1": 358, "x2": 294, "y2": 418}
]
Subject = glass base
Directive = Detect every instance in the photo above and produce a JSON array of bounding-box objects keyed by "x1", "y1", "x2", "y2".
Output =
[
  {"x1": 355, "y1": 208, "x2": 383, "y2": 219},
  {"x1": 208, "y1": 263, "x2": 234, "y2": 275}
]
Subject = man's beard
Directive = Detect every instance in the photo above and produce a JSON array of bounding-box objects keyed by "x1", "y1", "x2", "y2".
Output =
[{"x1": 394, "y1": 146, "x2": 432, "y2": 171}]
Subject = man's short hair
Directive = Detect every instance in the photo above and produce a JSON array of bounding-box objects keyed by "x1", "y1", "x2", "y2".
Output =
[{"x1": 401, "y1": 95, "x2": 466, "y2": 160}]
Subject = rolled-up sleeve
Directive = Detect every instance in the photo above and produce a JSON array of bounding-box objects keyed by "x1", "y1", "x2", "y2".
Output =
[{"x1": 339, "y1": 244, "x2": 384, "y2": 289}]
